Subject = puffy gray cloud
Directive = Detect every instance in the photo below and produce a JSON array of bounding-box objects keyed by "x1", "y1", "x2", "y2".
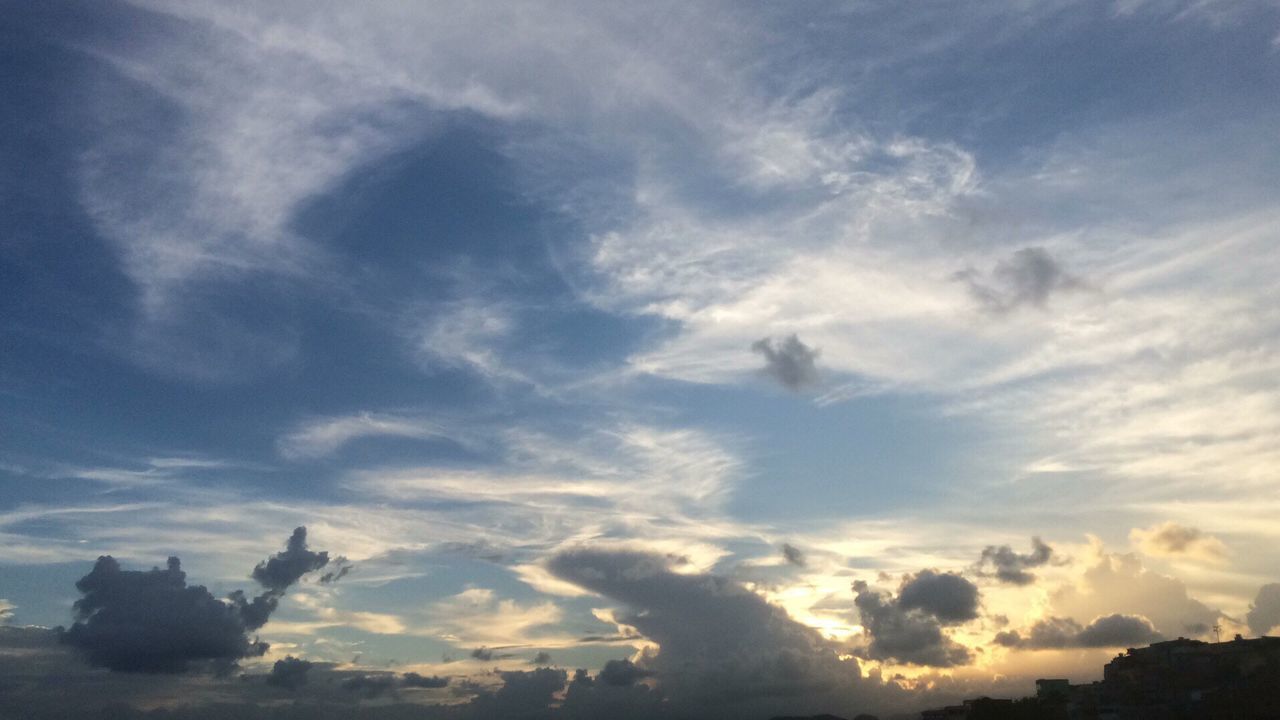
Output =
[
  {"x1": 265, "y1": 656, "x2": 313, "y2": 690},
  {"x1": 341, "y1": 673, "x2": 398, "y2": 698},
  {"x1": 782, "y1": 543, "x2": 806, "y2": 567},
  {"x1": 955, "y1": 247, "x2": 1081, "y2": 314},
  {"x1": 596, "y1": 659, "x2": 653, "y2": 687},
  {"x1": 473, "y1": 667, "x2": 567, "y2": 718},
  {"x1": 531, "y1": 651, "x2": 552, "y2": 665},
  {"x1": 402, "y1": 672, "x2": 450, "y2": 689},
  {"x1": 994, "y1": 614, "x2": 1163, "y2": 649},
  {"x1": 853, "y1": 580, "x2": 973, "y2": 667},
  {"x1": 895, "y1": 570, "x2": 980, "y2": 623},
  {"x1": 1247, "y1": 583, "x2": 1280, "y2": 636},
  {"x1": 61, "y1": 556, "x2": 270, "y2": 673},
  {"x1": 1076, "y1": 614, "x2": 1164, "y2": 647},
  {"x1": 61, "y1": 527, "x2": 330, "y2": 673},
  {"x1": 752, "y1": 335, "x2": 820, "y2": 391},
  {"x1": 547, "y1": 549, "x2": 884, "y2": 718},
  {"x1": 974, "y1": 537, "x2": 1053, "y2": 585},
  {"x1": 251, "y1": 527, "x2": 329, "y2": 592}
]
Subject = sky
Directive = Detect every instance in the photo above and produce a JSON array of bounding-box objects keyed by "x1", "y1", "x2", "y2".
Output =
[{"x1": 2, "y1": 1, "x2": 1280, "y2": 718}]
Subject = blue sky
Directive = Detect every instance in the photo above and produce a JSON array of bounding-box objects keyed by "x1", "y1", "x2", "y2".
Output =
[{"x1": 3, "y1": 1, "x2": 1280, "y2": 717}]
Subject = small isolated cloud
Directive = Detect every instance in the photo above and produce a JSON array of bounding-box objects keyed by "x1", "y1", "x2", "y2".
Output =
[
  {"x1": 0, "y1": 599, "x2": 13, "y2": 624},
  {"x1": 471, "y1": 646, "x2": 516, "y2": 662},
  {"x1": 781, "y1": 543, "x2": 806, "y2": 567},
  {"x1": 265, "y1": 656, "x2": 313, "y2": 690},
  {"x1": 251, "y1": 527, "x2": 330, "y2": 592},
  {"x1": 62, "y1": 527, "x2": 330, "y2": 673},
  {"x1": 955, "y1": 246, "x2": 1082, "y2": 314},
  {"x1": 1131, "y1": 522, "x2": 1228, "y2": 563},
  {"x1": 531, "y1": 651, "x2": 552, "y2": 666},
  {"x1": 1247, "y1": 584, "x2": 1280, "y2": 636},
  {"x1": 974, "y1": 537, "x2": 1054, "y2": 585},
  {"x1": 751, "y1": 335, "x2": 820, "y2": 390},
  {"x1": 994, "y1": 613, "x2": 1163, "y2": 649},
  {"x1": 852, "y1": 570, "x2": 980, "y2": 667}
]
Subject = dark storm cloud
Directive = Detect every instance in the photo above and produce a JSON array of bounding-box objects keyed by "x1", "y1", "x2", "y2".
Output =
[
  {"x1": 265, "y1": 656, "x2": 313, "y2": 690},
  {"x1": 1247, "y1": 583, "x2": 1280, "y2": 636},
  {"x1": 852, "y1": 580, "x2": 972, "y2": 667},
  {"x1": 782, "y1": 543, "x2": 806, "y2": 567},
  {"x1": 993, "y1": 614, "x2": 1163, "y2": 649},
  {"x1": 61, "y1": 527, "x2": 331, "y2": 673},
  {"x1": 974, "y1": 537, "x2": 1053, "y2": 585},
  {"x1": 751, "y1": 335, "x2": 821, "y2": 390},
  {"x1": 252, "y1": 527, "x2": 329, "y2": 591},
  {"x1": 955, "y1": 247, "x2": 1081, "y2": 314},
  {"x1": 597, "y1": 659, "x2": 653, "y2": 687},
  {"x1": 402, "y1": 672, "x2": 450, "y2": 688},
  {"x1": 896, "y1": 570, "x2": 980, "y2": 623}
]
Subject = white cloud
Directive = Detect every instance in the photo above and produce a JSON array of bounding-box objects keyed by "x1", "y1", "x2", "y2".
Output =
[{"x1": 278, "y1": 412, "x2": 451, "y2": 460}]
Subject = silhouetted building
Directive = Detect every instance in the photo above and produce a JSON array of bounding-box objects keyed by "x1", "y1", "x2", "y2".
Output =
[
  {"x1": 1037, "y1": 678, "x2": 1070, "y2": 703},
  {"x1": 920, "y1": 636, "x2": 1280, "y2": 719}
]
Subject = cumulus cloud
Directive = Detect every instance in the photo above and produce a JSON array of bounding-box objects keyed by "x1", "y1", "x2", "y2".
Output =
[
  {"x1": 1247, "y1": 583, "x2": 1280, "y2": 636},
  {"x1": 471, "y1": 667, "x2": 568, "y2": 718},
  {"x1": 1047, "y1": 544, "x2": 1219, "y2": 639},
  {"x1": 782, "y1": 543, "x2": 806, "y2": 567},
  {"x1": 1131, "y1": 522, "x2": 1228, "y2": 563},
  {"x1": 61, "y1": 556, "x2": 270, "y2": 673},
  {"x1": 994, "y1": 613, "x2": 1163, "y2": 649},
  {"x1": 265, "y1": 656, "x2": 313, "y2": 690},
  {"x1": 597, "y1": 659, "x2": 654, "y2": 687},
  {"x1": 531, "y1": 651, "x2": 552, "y2": 666},
  {"x1": 342, "y1": 673, "x2": 399, "y2": 698},
  {"x1": 852, "y1": 577, "x2": 974, "y2": 668},
  {"x1": 61, "y1": 527, "x2": 330, "y2": 673},
  {"x1": 752, "y1": 335, "x2": 821, "y2": 390},
  {"x1": 974, "y1": 537, "x2": 1054, "y2": 585},
  {"x1": 955, "y1": 246, "x2": 1082, "y2": 314},
  {"x1": 547, "y1": 549, "x2": 880, "y2": 717},
  {"x1": 895, "y1": 570, "x2": 980, "y2": 624},
  {"x1": 251, "y1": 527, "x2": 330, "y2": 592},
  {"x1": 402, "y1": 672, "x2": 450, "y2": 689}
]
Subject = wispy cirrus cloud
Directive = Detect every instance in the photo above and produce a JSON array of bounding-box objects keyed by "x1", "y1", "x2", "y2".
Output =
[{"x1": 278, "y1": 412, "x2": 452, "y2": 460}]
